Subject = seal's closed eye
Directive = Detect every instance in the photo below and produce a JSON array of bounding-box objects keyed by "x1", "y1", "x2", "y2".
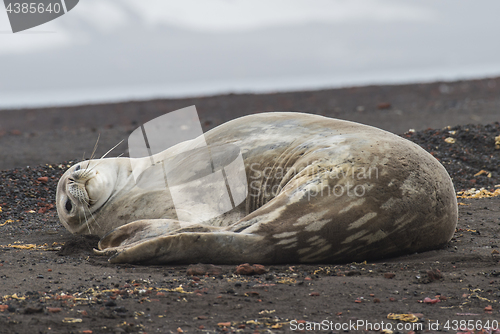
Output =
[
  {"x1": 75, "y1": 165, "x2": 81, "y2": 171},
  {"x1": 65, "y1": 199, "x2": 73, "y2": 212}
]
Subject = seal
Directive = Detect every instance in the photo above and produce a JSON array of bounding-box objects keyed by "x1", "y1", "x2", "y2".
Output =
[{"x1": 56, "y1": 112, "x2": 458, "y2": 264}]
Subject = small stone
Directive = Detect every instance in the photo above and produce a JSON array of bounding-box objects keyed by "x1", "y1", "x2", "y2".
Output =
[
  {"x1": 384, "y1": 273, "x2": 395, "y2": 279},
  {"x1": 24, "y1": 307, "x2": 43, "y2": 314},
  {"x1": 423, "y1": 297, "x2": 439, "y2": 304},
  {"x1": 105, "y1": 301, "x2": 117, "y2": 307},
  {"x1": 47, "y1": 307, "x2": 62, "y2": 313},
  {"x1": 37, "y1": 177, "x2": 49, "y2": 183},
  {"x1": 444, "y1": 137, "x2": 456, "y2": 144},
  {"x1": 377, "y1": 102, "x2": 391, "y2": 109},
  {"x1": 217, "y1": 322, "x2": 231, "y2": 327},
  {"x1": 373, "y1": 298, "x2": 380, "y2": 303},
  {"x1": 245, "y1": 291, "x2": 259, "y2": 297},
  {"x1": 186, "y1": 263, "x2": 222, "y2": 276},
  {"x1": 309, "y1": 292, "x2": 320, "y2": 297},
  {"x1": 427, "y1": 269, "x2": 442, "y2": 281},
  {"x1": 252, "y1": 264, "x2": 266, "y2": 274},
  {"x1": 485, "y1": 305, "x2": 493, "y2": 312},
  {"x1": 197, "y1": 315, "x2": 208, "y2": 320},
  {"x1": 234, "y1": 263, "x2": 267, "y2": 275}
]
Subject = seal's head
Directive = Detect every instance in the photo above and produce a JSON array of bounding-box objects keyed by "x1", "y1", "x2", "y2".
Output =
[{"x1": 56, "y1": 160, "x2": 118, "y2": 235}]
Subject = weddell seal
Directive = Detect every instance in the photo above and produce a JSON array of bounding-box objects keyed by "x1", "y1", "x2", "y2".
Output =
[{"x1": 56, "y1": 111, "x2": 458, "y2": 264}]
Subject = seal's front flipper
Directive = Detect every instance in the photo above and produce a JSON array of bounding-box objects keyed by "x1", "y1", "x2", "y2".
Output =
[
  {"x1": 95, "y1": 219, "x2": 225, "y2": 256},
  {"x1": 106, "y1": 232, "x2": 271, "y2": 265},
  {"x1": 97, "y1": 219, "x2": 182, "y2": 252}
]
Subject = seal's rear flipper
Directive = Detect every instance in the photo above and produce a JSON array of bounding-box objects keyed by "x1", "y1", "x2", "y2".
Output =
[{"x1": 105, "y1": 231, "x2": 271, "y2": 265}]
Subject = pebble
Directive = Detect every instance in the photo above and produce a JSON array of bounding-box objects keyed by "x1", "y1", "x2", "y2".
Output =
[
  {"x1": 47, "y1": 307, "x2": 62, "y2": 313},
  {"x1": 24, "y1": 307, "x2": 43, "y2": 314},
  {"x1": 427, "y1": 269, "x2": 443, "y2": 281},
  {"x1": 186, "y1": 263, "x2": 222, "y2": 276},
  {"x1": 423, "y1": 297, "x2": 439, "y2": 304},
  {"x1": 245, "y1": 291, "x2": 260, "y2": 297},
  {"x1": 37, "y1": 177, "x2": 49, "y2": 183},
  {"x1": 377, "y1": 102, "x2": 391, "y2": 109},
  {"x1": 234, "y1": 263, "x2": 266, "y2": 275}
]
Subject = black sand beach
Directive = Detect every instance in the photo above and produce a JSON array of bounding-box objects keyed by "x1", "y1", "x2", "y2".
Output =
[{"x1": 1, "y1": 78, "x2": 500, "y2": 333}]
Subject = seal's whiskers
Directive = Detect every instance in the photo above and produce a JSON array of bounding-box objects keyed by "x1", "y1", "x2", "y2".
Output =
[
  {"x1": 100, "y1": 139, "x2": 124, "y2": 159},
  {"x1": 87, "y1": 134, "x2": 100, "y2": 168},
  {"x1": 83, "y1": 198, "x2": 100, "y2": 230},
  {"x1": 81, "y1": 139, "x2": 124, "y2": 179},
  {"x1": 80, "y1": 199, "x2": 92, "y2": 234}
]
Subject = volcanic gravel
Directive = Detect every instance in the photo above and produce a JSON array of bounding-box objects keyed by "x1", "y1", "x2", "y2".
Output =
[{"x1": 403, "y1": 122, "x2": 500, "y2": 191}]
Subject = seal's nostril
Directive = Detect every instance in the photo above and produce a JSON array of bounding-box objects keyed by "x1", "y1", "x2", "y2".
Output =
[
  {"x1": 75, "y1": 165, "x2": 81, "y2": 171},
  {"x1": 65, "y1": 199, "x2": 73, "y2": 212}
]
